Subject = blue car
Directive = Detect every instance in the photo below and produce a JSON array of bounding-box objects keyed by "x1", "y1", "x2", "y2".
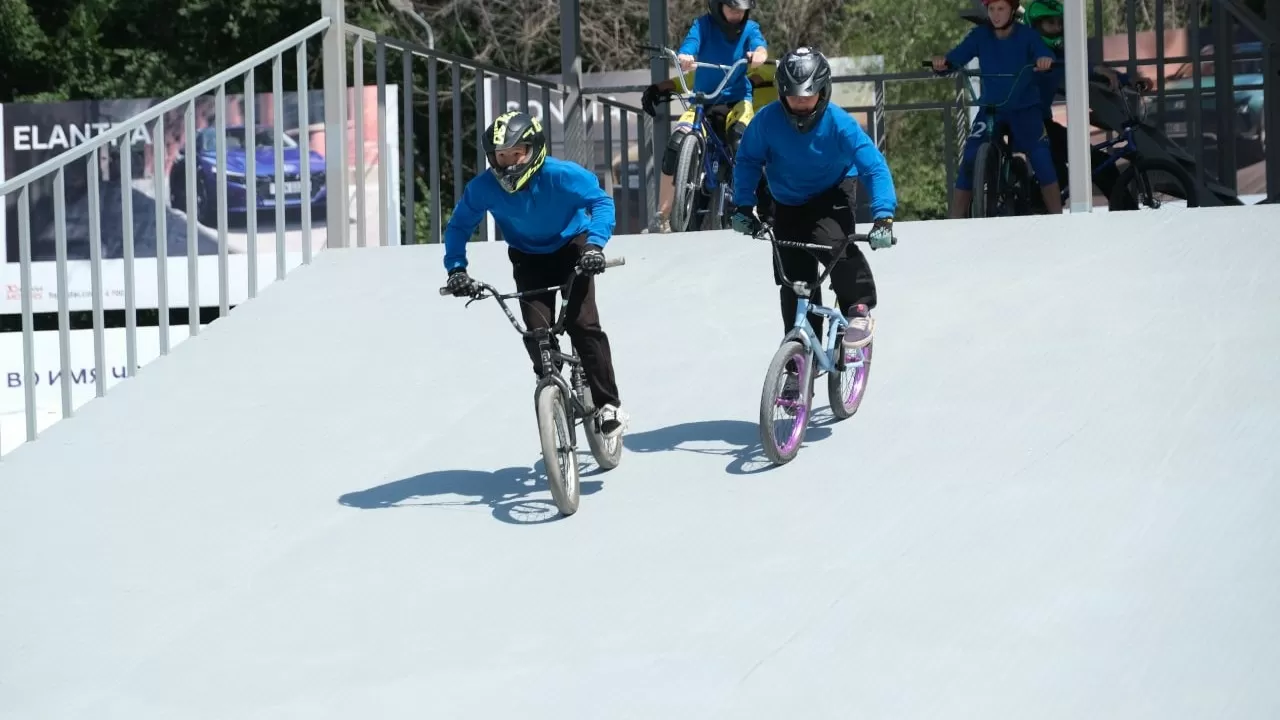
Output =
[{"x1": 169, "y1": 125, "x2": 328, "y2": 227}]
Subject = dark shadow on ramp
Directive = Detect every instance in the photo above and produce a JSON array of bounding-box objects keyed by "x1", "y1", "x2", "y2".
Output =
[
  {"x1": 622, "y1": 418, "x2": 835, "y2": 474},
  {"x1": 338, "y1": 455, "x2": 607, "y2": 525}
]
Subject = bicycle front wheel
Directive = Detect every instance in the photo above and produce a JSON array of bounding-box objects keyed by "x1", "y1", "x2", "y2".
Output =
[
  {"x1": 1107, "y1": 157, "x2": 1199, "y2": 211},
  {"x1": 535, "y1": 383, "x2": 581, "y2": 516},
  {"x1": 759, "y1": 340, "x2": 812, "y2": 465},
  {"x1": 671, "y1": 133, "x2": 703, "y2": 233},
  {"x1": 970, "y1": 141, "x2": 1001, "y2": 218}
]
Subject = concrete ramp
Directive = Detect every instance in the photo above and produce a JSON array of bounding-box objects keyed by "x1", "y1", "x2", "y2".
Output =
[{"x1": 4, "y1": 206, "x2": 1280, "y2": 718}]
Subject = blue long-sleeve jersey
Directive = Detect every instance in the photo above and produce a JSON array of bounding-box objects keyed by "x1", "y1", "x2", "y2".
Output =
[
  {"x1": 443, "y1": 157, "x2": 615, "y2": 271},
  {"x1": 946, "y1": 23, "x2": 1054, "y2": 112},
  {"x1": 677, "y1": 15, "x2": 766, "y2": 105},
  {"x1": 733, "y1": 103, "x2": 898, "y2": 219},
  {"x1": 1035, "y1": 46, "x2": 1131, "y2": 118}
]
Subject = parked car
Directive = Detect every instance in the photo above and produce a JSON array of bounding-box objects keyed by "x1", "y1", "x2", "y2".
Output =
[
  {"x1": 169, "y1": 125, "x2": 327, "y2": 227},
  {"x1": 1161, "y1": 41, "x2": 1266, "y2": 160}
]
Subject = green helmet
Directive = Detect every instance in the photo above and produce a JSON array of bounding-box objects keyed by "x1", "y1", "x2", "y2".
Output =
[{"x1": 1024, "y1": 0, "x2": 1064, "y2": 49}]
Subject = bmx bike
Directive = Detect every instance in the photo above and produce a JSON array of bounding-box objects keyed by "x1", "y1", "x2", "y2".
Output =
[
  {"x1": 438, "y1": 256, "x2": 626, "y2": 516},
  {"x1": 1076, "y1": 83, "x2": 1198, "y2": 211},
  {"x1": 642, "y1": 43, "x2": 750, "y2": 233},
  {"x1": 924, "y1": 59, "x2": 1049, "y2": 218},
  {"x1": 753, "y1": 223, "x2": 895, "y2": 465}
]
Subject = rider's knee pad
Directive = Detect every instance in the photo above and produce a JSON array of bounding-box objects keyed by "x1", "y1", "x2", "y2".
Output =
[
  {"x1": 662, "y1": 132, "x2": 684, "y2": 176},
  {"x1": 728, "y1": 122, "x2": 746, "y2": 152}
]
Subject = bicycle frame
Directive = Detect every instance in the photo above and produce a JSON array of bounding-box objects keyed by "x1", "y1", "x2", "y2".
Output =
[
  {"x1": 438, "y1": 257, "x2": 626, "y2": 435},
  {"x1": 754, "y1": 225, "x2": 871, "y2": 376},
  {"x1": 1059, "y1": 84, "x2": 1146, "y2": 202}
]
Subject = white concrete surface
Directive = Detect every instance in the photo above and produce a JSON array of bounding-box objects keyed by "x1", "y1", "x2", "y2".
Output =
[{"x1": 3, "y1": 205, "x2": 1280, "y2": 718}]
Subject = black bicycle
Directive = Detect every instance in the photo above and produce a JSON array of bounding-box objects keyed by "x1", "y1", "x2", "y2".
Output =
[{"x1": 438, "y1": 256, "x2": 626, "y2": 516}]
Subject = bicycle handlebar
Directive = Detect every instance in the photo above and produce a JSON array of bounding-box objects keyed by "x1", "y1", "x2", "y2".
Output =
[
  {"x1": 921, "y1": 58, "x2": 1055, "y2": 77},
  {"x1": 751, "y1": 224, "x2": 893, "y2": 296},
  {"x1": 640, "y1": 44, "x2": 751, "y2": 104},
  {"x1": 437, "y1": 256, "x2": 626, "y2": 297},
  {"x1": 753, "y1": 222, "x2": 897, "y2": 250},
  {"x1": 439, "y1": 255, "x2": 625, "y2": 338}
]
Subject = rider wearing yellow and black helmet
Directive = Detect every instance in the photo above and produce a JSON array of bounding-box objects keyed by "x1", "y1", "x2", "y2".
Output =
[{"x1": 443, "y1": 110, "x2": 629, "y2": 438}]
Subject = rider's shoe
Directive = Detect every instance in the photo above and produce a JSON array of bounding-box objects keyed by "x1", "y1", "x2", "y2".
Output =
[
  {"x1": 654, "y1": 212, "x2": 671, "y2": 234},
  {"x1": 598, "y1": 404, "x2": 629, "y2": 439},
  {"x1": 842, "y1": 304, "x2": 876, "y2": 349}
]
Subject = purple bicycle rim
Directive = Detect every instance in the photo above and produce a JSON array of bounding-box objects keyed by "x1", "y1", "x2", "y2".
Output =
[
  {"x1": 844, "y1": 343, "x2": 873, "y2": 408},
  {"x1": 776, "y1": 351, "x2": 808, "y2": 456}
]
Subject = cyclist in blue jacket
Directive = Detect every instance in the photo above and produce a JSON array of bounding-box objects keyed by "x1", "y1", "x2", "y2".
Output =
[
  {"x1": 642, "y1": 0, "x2": 768, "y2": 231},
  {"x1": 932, "y1": 0, "x2": 1061, "y2": 216},
  {"x1": 443, "y1": 111, "x2": 627, "y2": 438},
  {"x1": 728, "y1": 48, "x2": 897, "y2": 402}
]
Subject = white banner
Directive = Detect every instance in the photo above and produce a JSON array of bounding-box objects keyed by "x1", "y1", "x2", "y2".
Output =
[
  {"x1": 1, "y1": 325, "x2": 199, "y2": 416},
  {"x1": 0, "y1": 326, "x2": 203, "y2": 456}
]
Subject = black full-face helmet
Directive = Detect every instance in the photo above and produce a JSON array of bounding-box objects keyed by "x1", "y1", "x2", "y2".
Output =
[
  {"x1": 707, "y1": 0, "x2": 755, "y2": 39},
  {"x1": 775, "y1": 47, "x2": 833, "y2": 134},
  {"x1": 482, "y1": 110, "x2": 548, "y2": 193}
]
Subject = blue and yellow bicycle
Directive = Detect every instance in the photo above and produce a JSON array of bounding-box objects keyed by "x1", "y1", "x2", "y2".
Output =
[{"x1": 642, "y1": 44, "x2": 750, "y2": 233}]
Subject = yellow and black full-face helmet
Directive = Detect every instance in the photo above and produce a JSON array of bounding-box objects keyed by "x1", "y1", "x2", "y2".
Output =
[{"x1": 483, "y1": 111, "x2": 548, "y2": 193}]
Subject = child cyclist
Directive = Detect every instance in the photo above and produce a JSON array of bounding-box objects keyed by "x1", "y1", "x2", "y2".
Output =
[
  {"x1": 1024, "y1": 0, "x2": 1153, "y2": 202},
  {"x1": 728, "y1": 47, "x2": 897, "y2": 400},
  {"x1": 441, "y1": 111, "x2": 628, "y2": 439},
  {"x1": 641, "y1": 0, "x2": 768, "y2": 232},
  {"x1": 932, "y1": 0, "x2": 1061, "y2": 216}
]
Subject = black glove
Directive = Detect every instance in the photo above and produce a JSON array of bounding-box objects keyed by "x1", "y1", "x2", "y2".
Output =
[
  {"x1": 446, "y1": 268, "x2": 474, "y2": 297},
  {"x1": 578, "y1": 246, "x2": 607, "y2": 276},
  {"x1": 641, "y1": 84, "x2": 672, "y2": 117}
]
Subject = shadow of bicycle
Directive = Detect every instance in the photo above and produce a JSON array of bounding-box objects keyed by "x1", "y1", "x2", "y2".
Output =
[
  {"x1": 622, "y1": 415, "x2": 836, "y2": 475},
  {"x1": 337, "y1": 453, "x2": 610, "y2": 525}
]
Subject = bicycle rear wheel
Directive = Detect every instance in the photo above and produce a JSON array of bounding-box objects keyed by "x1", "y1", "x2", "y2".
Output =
[
  {"x1": 759, "y1": 340, "x2": 811, "y2": 465},
  {"x1": 535, "y1": 383, "x2": 581, "y2": 515},
  {"x1": 581, "y1": 385, "x2": 622, "y2": 471},
  {"x1": 828, "y1": 340, "x2": 874, "y2": 420},
  {"x1": 671, "y1": 133, "x2": 703, "y2": 233}
]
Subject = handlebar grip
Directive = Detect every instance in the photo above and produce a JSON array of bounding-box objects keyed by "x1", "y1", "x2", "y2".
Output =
[
  {"x1": 605, "y1": 256, "x2": 626, "y2": 268},
  {"x1": 438, "y1": 286, "x2": 452, "y2": 296}
]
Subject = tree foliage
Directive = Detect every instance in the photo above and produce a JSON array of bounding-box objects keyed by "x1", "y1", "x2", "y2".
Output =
[{"x1": 0, "y1": 0, "x2": 1243, "y2": 227}]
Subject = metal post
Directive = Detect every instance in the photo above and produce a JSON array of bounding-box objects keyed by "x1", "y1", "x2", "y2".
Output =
[
  {"x1": 559, "y1": 0, "x2": 588, "y2": 167},
  {"x1": 1212, "y1": 3, "x2": 1236, "y2": 192},
  {"x1": 1063, "y1": 0, "x2": 1092, "y2": 212},
  {"x1": 649, "y1": 0, "x2": 669, "y2": 207},
  {"x1": 322, "y1": 0, "x2": 350, "y2": 248},
  {"x1": 1267, "y1": 0, "x2": 1280, "y2": 201}
]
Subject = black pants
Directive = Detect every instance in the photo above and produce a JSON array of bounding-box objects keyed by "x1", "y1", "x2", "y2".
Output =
[
  {"x1": 508, "y1": 233, "x2": 621, "y2": 409},
  {"x1": 1044, "y1": 119, "x2": 1122, "y2": 200},
  {"x1": 771, "y1": 177, "x2": 877, "y2": 339}
]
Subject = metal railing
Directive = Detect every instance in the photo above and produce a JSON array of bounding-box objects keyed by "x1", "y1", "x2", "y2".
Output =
[
  {"x1": 341, "y1": 24, "x2": 659, "y2": 244},
  {"x1": 0, "y1": 12, "x2": 350, "y2": 454}
]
